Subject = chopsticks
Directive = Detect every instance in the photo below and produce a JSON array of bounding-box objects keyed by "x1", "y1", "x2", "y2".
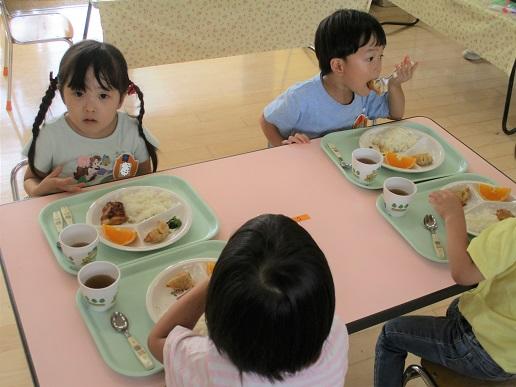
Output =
[{"x1": 52, "y1": 206, "x2": 74, "y2": 232}]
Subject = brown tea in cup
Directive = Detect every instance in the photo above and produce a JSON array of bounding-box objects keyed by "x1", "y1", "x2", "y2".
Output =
[
  {"x1": 71, "y1": 242, "x2": 90, "y2": 248},
  {"x1": 389, "y1": 188, "x2": 409, "y2": 196},
  {"x1": 84, "y1": 274, "x2": 116, "y2": 289},
  {"x1": 356, "y1": 158, "x2": 376, "y2": 164}
]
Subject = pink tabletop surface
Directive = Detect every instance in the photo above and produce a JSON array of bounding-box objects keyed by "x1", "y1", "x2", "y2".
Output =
[{"x1": 0, "y1": 117, "x2": 514, "y2": 386}]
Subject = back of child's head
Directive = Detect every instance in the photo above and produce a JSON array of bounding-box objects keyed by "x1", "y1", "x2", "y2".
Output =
[
  {"x1": 205, "y1": 214, "x2": 335, "y2": 381},
  {"x1": 28, "y1": 40, "x2": 157, "y2": 176},
  {"x1": 315, "y1": 9, "x2": 386, "y2": 76}
]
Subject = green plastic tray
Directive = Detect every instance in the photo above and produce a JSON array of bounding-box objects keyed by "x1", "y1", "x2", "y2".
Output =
[
  {"x1": 375, "y1": 173, "x2": 496, "y2": 263},
  {"x1": 320, "y1": 120, "x2": 468, "y2": 189},
  {"x1": 39, "y1": 175, "x2": 219, "y2": 274},
  {"x1": 76, "y1": 240, "x2": 226, "y2": 377}
]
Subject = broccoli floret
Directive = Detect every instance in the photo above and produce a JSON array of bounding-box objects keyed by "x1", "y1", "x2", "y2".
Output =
[{"x1": 167, "y1": 216, "x2": 182, "y2": 229}]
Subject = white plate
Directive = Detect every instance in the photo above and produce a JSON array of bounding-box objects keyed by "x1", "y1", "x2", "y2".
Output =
[
  {"x1": 359, "y1": 126, "x2": 445, "y2": 173},
  {"x1": 145, "y1": 258, "x2": 216, "y2": 323},
  {"x1": 441, "y1": 180, "x2": 515, "y2": 236},
  {"x1": 85, "y1": 186, "x2": 192, "y2": 252}
]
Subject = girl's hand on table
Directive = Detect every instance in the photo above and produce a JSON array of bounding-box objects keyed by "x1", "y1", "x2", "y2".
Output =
[
  {"x1": 34, "y1": 165, "x2": 86, "y2": 196},
  {"x1": 281, "y1": 133, "x2": 310, "y2": 145},
  {"x1": 428, "y1": 190, "x2": 464, "y2": 222}
]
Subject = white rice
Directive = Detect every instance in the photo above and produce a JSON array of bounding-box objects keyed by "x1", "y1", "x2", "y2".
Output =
[
  {"x1": 120, "y1": 190, "x2": 174, "y2": 223},
  {"x1": 372, "y1": 127, "x2": 419, "y2": 153},
  {"x1": 465, "y1": 208, "x2": 498, "y2": 234}
]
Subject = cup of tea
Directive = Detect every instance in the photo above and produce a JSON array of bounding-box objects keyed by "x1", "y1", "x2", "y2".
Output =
[
  {"x1": 58, "y1": 223, "x2": 99, "y2": 269},
  {"x1": 383, "y1": 177, "x2": 417, "y2": 217},
  {"x1": 78, "y1": 261, "x2": 120, "y2": 312},
  {"x1": 351, "y1": 148, "x2": 383, "y2": 185}
]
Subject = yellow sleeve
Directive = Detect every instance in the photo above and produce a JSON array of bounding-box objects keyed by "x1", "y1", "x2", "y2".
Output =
[{"x1": 467, "y1": 218, "x2": 516, "y2": 280}]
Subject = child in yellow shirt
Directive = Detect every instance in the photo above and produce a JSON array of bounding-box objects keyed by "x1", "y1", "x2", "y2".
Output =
[{"x1": 374, "y1": 189, "x2": 516, "y2": 386}]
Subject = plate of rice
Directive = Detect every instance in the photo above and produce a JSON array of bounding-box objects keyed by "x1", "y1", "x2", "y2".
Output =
[
  {"x1": 146, "y1": 258, "x2": 216, "y2": 335},
  {"x1": 359, "y1": 126, "x2": 445, "y2": 173},
  {"x1": 464, "y1": 202, "x2": 516, "y2": 236},
  {"x1": 85, "y1": 186, "x2": 192, "y2": 252},
  {"x1": 440, "y1": 180, "x2": 515, "y2": 236}
]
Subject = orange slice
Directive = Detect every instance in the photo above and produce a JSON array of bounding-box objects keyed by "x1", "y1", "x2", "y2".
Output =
[
  {"x1": 478, "y1": 183, "x2": 511, "y2": 201},
  {"x1": 384, "y1": 152, "x2": 417, "y2": 169},
  {"x1": 206, "y1": 262, "x2": 216, "y2": 276},
  {"x1": 102, "y1": 224, "x2": 137, "y2": 245}
]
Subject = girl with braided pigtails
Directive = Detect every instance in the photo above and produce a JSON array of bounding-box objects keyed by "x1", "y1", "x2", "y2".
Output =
[{"x1": 22, "y1": 40, "x2": 158, "y2": 197}]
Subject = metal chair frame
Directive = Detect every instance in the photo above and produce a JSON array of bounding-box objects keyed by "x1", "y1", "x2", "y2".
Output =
[
  {"x1": 403, "y1": 364, "x2": 438, "y2": 387},
  {"x1": 10, "y1": 159, "x2": 28, "y2": 201},
  {"x1": 0, "y1": 0, "x2": 73, "y2": 110}
]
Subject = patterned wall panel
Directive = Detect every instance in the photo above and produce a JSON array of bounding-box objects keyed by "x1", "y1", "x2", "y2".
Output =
[
  {"x1": 99, "y1": 0, "x2": 371, "y2": 68},
  {"x1": 390, "y1": 0, "x2": 515, "y2": 76}
]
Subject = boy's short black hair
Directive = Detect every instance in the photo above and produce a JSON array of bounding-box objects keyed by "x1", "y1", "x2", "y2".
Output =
[
  {"x1": 205, "y1": 214, "x2": 335, "y2": 382},
  {"x1": 315, "y1": 9, "x2": 386, "y2": 76}
]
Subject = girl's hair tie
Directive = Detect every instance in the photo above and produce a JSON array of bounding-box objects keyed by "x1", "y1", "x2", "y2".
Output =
[{"x1": 127, "y1": 83, "x2": 137, "y2": 95}]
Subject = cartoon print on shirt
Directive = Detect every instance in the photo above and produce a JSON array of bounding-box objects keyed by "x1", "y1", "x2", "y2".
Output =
[
  {"x1": 86, "y1": 156, "x2": 102, "y2": 181},
  {"x1": 352, "y1": 113, "x2": 368, "y2": 129},
  {"x1": 73, "y1": 154, "x2": 113, "y2": 183}
]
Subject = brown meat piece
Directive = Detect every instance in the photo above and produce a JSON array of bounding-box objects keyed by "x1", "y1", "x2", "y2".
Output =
[
  {"x1": 452, "y1": 187, "x2": 470, "y2": 207},
  {"x1": 367, "y1": 79, "x2": 384, "y2": 95},
  {"x1": 166, "y1": 271, "x2": 193, "y2": 295},
  {"x1": 100, "y1": 201, "x2": 128, "y2": 225},
  {"x1": 496, "y1": 209, "x2": 514, "y2": 221}
]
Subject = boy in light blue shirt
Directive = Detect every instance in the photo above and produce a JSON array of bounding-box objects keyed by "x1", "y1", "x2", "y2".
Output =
[{"x1": 260, "y1": 9, "x2": 417, "y2": 146}]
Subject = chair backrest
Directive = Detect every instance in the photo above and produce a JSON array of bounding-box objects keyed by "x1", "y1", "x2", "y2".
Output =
[{"x1": 10, "y1": 159, "x2": 28, "y2": 201}]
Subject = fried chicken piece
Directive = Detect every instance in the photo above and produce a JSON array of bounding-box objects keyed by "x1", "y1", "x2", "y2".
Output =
[
  {"x1": 451, "y1": 187, "x2": 470, "y2": 207},
  {"x1": 367, "y1": 79, "x2": 385, "y2": 95},
  {"x1": 166, "y1": 271, "x2": 193, "y2": 295},
  {"x1": 496, "y1": 209, "x2": 514, "y2": 221},
  {"x1": 144, "y1": 220, "x2": 170, "y2": 243},
  {"x1": 100, "y1": 201, "x2": 128, "y2": 225},
  {"x1": 413, "y1": 153, "x2": 433, "y2": 167}
]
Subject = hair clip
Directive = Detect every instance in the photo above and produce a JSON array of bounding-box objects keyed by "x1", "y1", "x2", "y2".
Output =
[{"x1": 127, "y1": 83, "x2": 137, "y2": 95}]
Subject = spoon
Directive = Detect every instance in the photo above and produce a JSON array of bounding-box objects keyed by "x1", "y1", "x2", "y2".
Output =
[
  {"x1": 327, "y1": 143, "x2": 351, "y2": 169},
  {"x1": 423, "y1": 214, "x2": 446, "y2": 259},
  {"x1": 110, "y1": 311, "x2": 155, "y2": 370}
]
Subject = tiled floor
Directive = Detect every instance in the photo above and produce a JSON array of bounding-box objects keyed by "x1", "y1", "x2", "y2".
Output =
[{"x1": 0, "y1": 2, "x2": 515, "y2": 386}]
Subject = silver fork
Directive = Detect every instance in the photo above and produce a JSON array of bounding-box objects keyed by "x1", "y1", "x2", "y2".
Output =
[
  {"x1": 327, "y1": 143, "x2": 351, "y2": 169},
  {"x1": 423, "y1": 214, "x2": 446, "y2": 259}
]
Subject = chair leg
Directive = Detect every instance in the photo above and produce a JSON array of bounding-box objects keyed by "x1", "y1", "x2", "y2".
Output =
[
  {"x1": 6, "y1": 40, "x2": 13, "y2": 111},
  {"x1": 83, "y1": 0, "x2": 93, "y2": 39},
  {"x1": 3, "y1": 35, "x2": 8, "y2": 76}
]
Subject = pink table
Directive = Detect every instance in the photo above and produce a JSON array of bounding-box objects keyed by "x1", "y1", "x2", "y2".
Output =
[{"x1": 1, "y1": 117, "x2": 514, "y2": 387}]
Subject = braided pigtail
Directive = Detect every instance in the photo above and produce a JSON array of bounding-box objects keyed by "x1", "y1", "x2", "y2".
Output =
[
  {"x1": 27, "y1": 72, "x2": 58, "y2": 178},
  {"x1": 130, "y1": 81, "x2": 158, "y2": 172}
]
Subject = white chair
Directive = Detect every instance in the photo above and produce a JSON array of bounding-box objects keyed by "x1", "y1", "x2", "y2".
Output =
[
  {"x1": 0, "y1": 0, "x2": 74, "y2": 111},
  {"x1": 10, "y1": 158, "x2": 28, "y2": 201}
]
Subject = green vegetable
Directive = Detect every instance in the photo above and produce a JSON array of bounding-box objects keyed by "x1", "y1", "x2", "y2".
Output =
[{"x1": 167, "y1": 216, "x2": 182, "y2": 229}]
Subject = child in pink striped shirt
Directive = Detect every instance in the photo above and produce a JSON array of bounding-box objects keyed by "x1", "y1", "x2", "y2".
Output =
[{"x1": 148, "y1": 214, "x2": 349, "y2": 386}]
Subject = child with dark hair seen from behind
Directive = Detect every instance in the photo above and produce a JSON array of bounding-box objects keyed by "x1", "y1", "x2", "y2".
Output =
[
  {"x1": 260, "y1": 9, "x2": 417, "y2": 146},
  {"x1": 23, "y1": 40, "x2": 158, "y2": 197},
  {"x1": 148, "y1": 214, "x2": 349, "y2": 386},
  {"x1": 374, "y1": 190, "x2": 516, "y2": 386}
]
